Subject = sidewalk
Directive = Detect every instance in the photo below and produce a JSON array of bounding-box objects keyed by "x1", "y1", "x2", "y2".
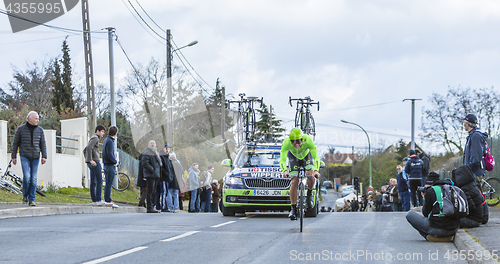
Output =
[
  {"x1": 0, "y1": 202, "x2": 146, "y2": 219},
  {"x1": 455, "y1": 205, "x2": 500, "y2": 264}
]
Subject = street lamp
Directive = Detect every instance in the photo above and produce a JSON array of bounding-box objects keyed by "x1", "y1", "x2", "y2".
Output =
[
  {"x1": 341, "y1": 119, "x2": 372, "y2": 187},
  {"x1": 166, "y1": 29, "x2": 198, "y2": 147}
]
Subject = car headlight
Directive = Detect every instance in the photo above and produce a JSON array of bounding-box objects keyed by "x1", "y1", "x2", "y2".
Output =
[{"x1": 228, "y1": 177, "x2": 243, "y2": 185}]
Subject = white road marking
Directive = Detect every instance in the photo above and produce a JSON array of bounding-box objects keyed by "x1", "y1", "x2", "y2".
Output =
[
  {"x1": 211, "y1": 221, "x2": 236, "y2": 228},
  {"x1": 239, "y1": 217, "x2": 247, "y2": 219},
  {"x1": 82, "y1": 247, "x2": 147, "y2": 264},
  {"x1": 161, "y1": 231, "x2": 200, "y2": 242}
]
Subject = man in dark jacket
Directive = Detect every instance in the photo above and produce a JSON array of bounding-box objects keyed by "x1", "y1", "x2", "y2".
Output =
[
  {"x1": 397, "y1": 165, "x2": 410, "y2": 211},
  {"x1": 405, "y1": 149, "x2": 424, "y2": 208},
  {"x1": 136, "y1": 152, "x2": 147, "y2": 208},
  {"x1": 141, "y1": 140, "x2": 162, "y2": 213},
  {"x1": 452, "y1": 165, "x2": 484, "y2": 228},
  {"x1": 463, "y1": 114, "x2": 488, "y2": 179},
  {"x1": 416, "y1": 149, "x2": 431, "y2": 186},
  {"x1": 406, "y1": 172, "x2": 460, "y2": 242},
  {"x1": 84, "y1": 125, "x2": 106, "y2": 206},
  {"x1": 102, "y1": 126, "x2": 119, "y2": 208},
  {"x1": 156, "y1": 144, "x2": 171, "y2": 212},
  {"x1": 11, "y1": 111, "x2": 47, "y2": 206}
]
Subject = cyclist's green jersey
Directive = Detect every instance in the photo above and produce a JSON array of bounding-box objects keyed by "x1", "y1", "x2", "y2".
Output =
[{"x1": 280, "y1": 134, "x2": 320, "y2": 172}]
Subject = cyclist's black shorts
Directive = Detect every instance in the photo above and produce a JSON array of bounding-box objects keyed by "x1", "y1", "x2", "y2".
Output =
[{"x1": 288, "y1": 152, "x2": 314, "y2": 177}]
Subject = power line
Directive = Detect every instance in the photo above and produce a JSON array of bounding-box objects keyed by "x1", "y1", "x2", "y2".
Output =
[
  {"x1": 125, "y1": 0, "x2": 166, "y2": 41},
  {"x1": 0, "y1": 9, "x2": 106, "y2": 34},
  {"x1": 0, "y1": 34, "x2": 78, "y2": 45},
  {"x1": 134, "y1": 0, "x2": 164, "y2": 32},
  {"x1": 120, "y1": 0, "x2": 165, "y2": 45},
  {"x1": 119, "y1": 1, "x2": 214, "y2": 96},
  {"x1": 322, "y1": 100, "x2": 401, "y2": 111},
  {"x1": 171, "y1": 39, "x2": 214, "y2": 93}
]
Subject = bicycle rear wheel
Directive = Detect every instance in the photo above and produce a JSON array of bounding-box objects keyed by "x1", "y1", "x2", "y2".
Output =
[
  {"x1": 482, "y1": 177, "x2": 500, "y2": 206},
  {"x1": 112, "y1": 172, "x2": 130, "y2": 191}
]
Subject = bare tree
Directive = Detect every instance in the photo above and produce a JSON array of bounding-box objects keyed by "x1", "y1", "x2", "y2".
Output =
[
  {"x1": 421, "y1": 86, "x2": 500, "y2": 154},
  {"x1": 7, "y1": 61, "x2": 54, "y2": 115}
]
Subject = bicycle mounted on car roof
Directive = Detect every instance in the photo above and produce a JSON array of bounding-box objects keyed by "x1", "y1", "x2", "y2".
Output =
[
  {"x1": 289, "y1": 96, "x2": 319, "y2": 140},
  {"x1": 227, "y1": 93, "x2": 263, "y2": 146}
]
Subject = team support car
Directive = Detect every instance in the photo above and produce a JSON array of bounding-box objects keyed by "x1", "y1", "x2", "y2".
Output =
[{"x1": 220, "y1": 143, "x2": 322, "y2": 217}]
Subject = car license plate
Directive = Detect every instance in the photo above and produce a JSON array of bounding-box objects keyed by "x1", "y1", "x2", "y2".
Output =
[{"x1": 254, "y1": 190, "x2": 282, "y2": 196}]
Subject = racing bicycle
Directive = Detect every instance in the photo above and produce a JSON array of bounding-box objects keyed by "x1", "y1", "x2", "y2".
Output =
[
  {"x1": 296, "y1": 166, "x2": 320, "y2": 232},
  {"x1": 289, "y1": 96, "x2": 319, "y2": 139},
  {"x1": 480, "y1": 176, "x2": 500, "y2": 206},
  {"x1": 228, "y1": 93, "x2": 263, "y2": 145}
]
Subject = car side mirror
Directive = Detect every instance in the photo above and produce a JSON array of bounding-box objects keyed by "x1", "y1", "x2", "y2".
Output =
[
  {"x1": 320, "y1": 161, "x2": 326, "y2": 168},
  {"x1": 221, "y1": 159, "x2": 232, "y2": 167}
]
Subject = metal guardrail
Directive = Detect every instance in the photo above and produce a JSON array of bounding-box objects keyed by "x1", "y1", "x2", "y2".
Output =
[{"x1": 8, "y1": 135, "x2": 80, "y2": 151}]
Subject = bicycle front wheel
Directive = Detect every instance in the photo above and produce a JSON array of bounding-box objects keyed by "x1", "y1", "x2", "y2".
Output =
[
  {"x1": 299, "y1": 181, "x2": 304, "y2": 232},
  {"x1": 112, "y1": 172, "x2": 130, "y2": 191},
  {"x1": 482, "y1": 177, "x2": 500, "y2": 206}
]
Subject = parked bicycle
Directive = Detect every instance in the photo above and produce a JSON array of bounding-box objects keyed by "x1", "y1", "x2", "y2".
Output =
[
  {"x1": 101, "y1": 164, "x2": 130, "y2": 191},
  {"x1": 1, "y1": 159, "x2": 46, "y2": 197},
  {"x1": 227, "y1": 93, "x2": 263, "y2": 145},
  {"x1": 480, "y1": 176, "x2": 500, "y2": 206},
  {"x1": 289, "y1": 96, "x2": 319, "y2": 139}
]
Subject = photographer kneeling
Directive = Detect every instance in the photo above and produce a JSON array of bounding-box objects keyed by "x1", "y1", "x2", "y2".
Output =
[{"x1": 406, "y1": 172, "x2": 461, "y2": 242}]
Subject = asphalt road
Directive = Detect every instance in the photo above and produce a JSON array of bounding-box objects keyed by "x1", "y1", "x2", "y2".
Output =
[{"x1": 0, "y1": 191, "x2": 467, "y2": 264}]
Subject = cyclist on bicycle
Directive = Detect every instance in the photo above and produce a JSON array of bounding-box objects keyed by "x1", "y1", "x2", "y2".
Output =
[{"x1": 280, "y1": 128, "x2": 320, "y2": 220}]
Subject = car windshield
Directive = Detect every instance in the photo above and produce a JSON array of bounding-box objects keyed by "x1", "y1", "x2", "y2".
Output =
[{"x1": 236, "y1": 147, "x2": 281, "y2": 168}]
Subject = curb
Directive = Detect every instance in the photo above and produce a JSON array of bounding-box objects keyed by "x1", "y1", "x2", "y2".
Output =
[
  {"x1": 0, "y1": 205, "x2": 147, "y2": 219},
  {"x1": 454, "y1": 229, "x2": 499, "y2": 264}
]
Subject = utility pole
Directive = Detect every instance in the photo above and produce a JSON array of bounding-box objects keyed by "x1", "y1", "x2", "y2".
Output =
[
  {"x1": 166, "y1": 29, "x2": 173, "y2": 146},
  {"x1": 108, "y1": 27, "x2": 116, "y2": 128},
  {"x1": 221, "y1": 83, "x2": 225, "y2": 149},
  {"x1": 351, "y1": 146, "x2": 354, "y2": 185},
  {"x1": 81, "y1": 0, "x2": 96, "y2": 135},
  {"x1": 108, "y1": 27, "x2": 118, "y2": 189},
  {"x1": 403, "y1": 99, "x2": 422, "y2": 150}
]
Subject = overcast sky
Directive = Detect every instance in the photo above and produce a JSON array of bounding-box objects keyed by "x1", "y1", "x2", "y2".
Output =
[{"x1": 1, "y1": 0, "x2": 500, "y2": 155}]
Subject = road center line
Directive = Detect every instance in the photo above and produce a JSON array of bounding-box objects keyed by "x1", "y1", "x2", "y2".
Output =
[
  {"x1": 211, "y1": 221, "x2": 236, "y2": 228},
  {"x1": 161, "y1": 231, "x2": 200, "y2": 242},
  {"x1": 82, "y1": 247, "x2": 147, "y2": 264}
]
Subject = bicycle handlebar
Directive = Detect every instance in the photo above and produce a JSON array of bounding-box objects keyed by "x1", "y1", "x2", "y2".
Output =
[{"x1": 289, "y1": 96, "x2": 320, "y2": 111}]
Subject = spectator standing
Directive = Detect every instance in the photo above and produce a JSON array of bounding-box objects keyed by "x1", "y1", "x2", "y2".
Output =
[
  {"x1": 405, "y1": 149, "x2": 424, "y2": 208},
  {"x1": 397, "y1": 165, "x2": 410, "y2": 211},
  {"x1": 211, "y1": 180, "x2": 221, "y2": 212},
  {"x1": 84, "y1": 125, "x2": 106, "y2": 206},
  {"x1": 165, "y1": 149, "x2": 180, "y2": 212},
  {"x1": 200, "y1": 166, "x2": 214, "y2": 212},
  {"x1": 406, "y1": 172, "x2": 460, "y2": 242},
  {"x1": 11, "y1": 111, "x2": 47, "y2": 206},
  {"x1": 188, "y1": 163, "x2": 200, "y2": 212},
  {"x1": 388, "y1": 178, "x2": 400, "y2": 212},
  {"x1": 416, "y1": 149, "x2": 431, "y2": 188},
  {"x1": 463, "y1": 114, "x2": 488, "y2": 179},
  {"x1": 141, "y1": 140, "x2": 162, "y2": 213},
  {"x1": 136, "y1": 151, "x2": 147, "y2": 208},
  {"x1": 157, "y1": 144, "x2": 171, "y2": 212},
  {"x1": 170, "y1": 152, "x2": 186, "y2": 210},
  {"x1": 102, "y1": 126, "x2": 119, "y2": 208}
]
